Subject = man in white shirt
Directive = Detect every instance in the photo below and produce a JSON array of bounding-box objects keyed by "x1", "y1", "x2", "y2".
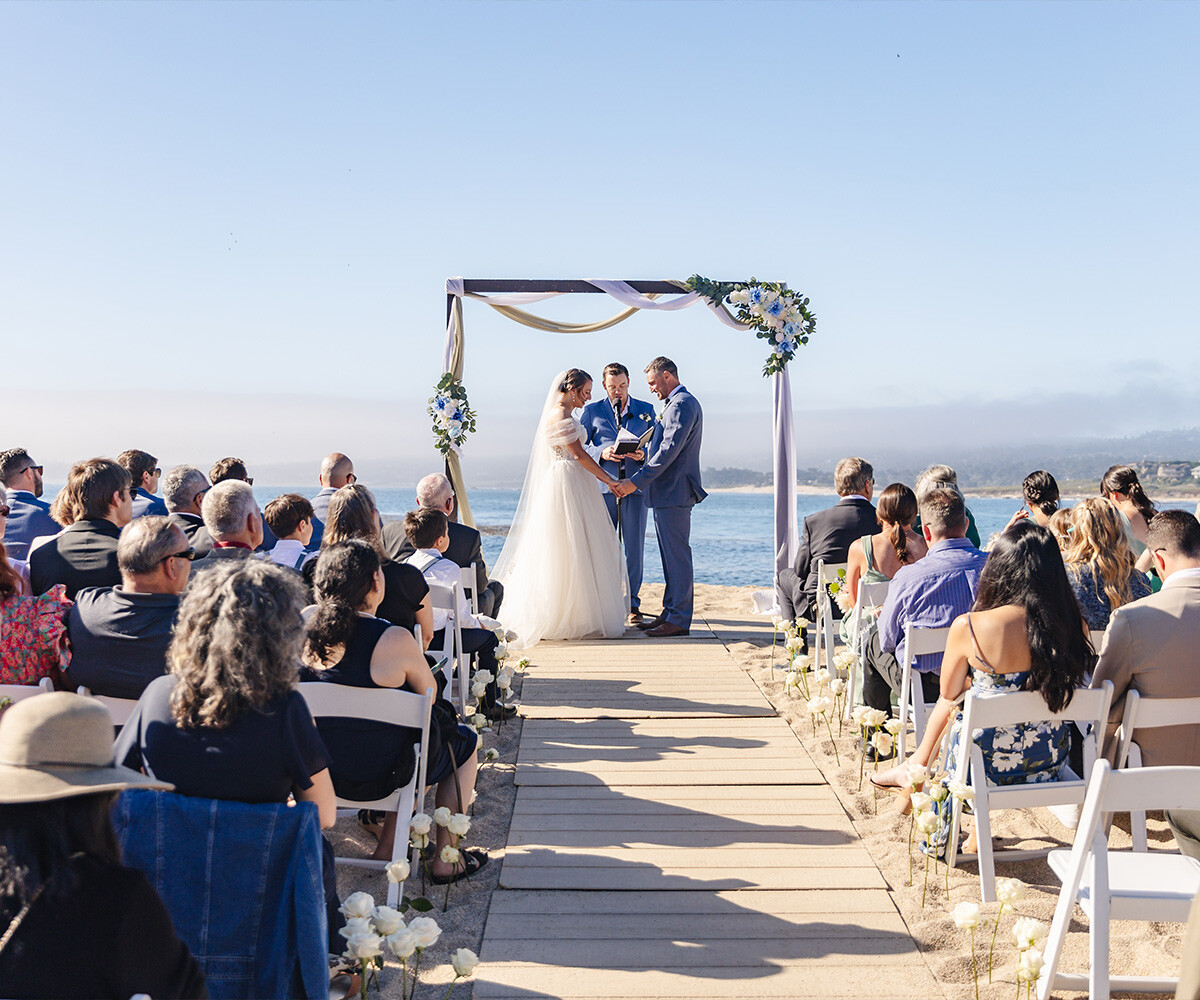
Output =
[{"x1": 404, "y1": 507, "x2": 513, "y2": 720}]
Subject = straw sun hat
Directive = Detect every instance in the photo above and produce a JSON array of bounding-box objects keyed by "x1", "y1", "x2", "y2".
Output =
[{"x1": 0, "y1": 692, "x2": 173, "y2": 803}]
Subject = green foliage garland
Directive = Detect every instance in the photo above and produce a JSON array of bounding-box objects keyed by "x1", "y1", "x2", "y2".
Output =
[{"x1": 687, "y1": 274, "x2": 816, "y2": 376}]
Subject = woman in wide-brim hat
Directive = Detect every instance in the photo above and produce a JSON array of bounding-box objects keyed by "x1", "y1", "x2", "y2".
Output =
[{"x1": 0, "y1": 692, "x2": 206, "y2": 999}]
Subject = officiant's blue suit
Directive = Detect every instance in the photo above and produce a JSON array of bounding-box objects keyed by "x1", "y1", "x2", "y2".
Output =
[
  {"x1": 628, "y1": 386, "x2": 706, "y2": 630},
  {"x1": 581, "y1": 395, "x2": 656, "y2": 612}
]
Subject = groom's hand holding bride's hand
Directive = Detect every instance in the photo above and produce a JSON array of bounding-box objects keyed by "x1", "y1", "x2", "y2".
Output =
[{"x1": 611, "y1": 481, "x2": 636, "y2": 498}]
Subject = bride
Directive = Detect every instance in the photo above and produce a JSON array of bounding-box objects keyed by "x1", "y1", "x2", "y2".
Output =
[{"x1": 494, "y1": 368, "x2": 630, "y2": 646}]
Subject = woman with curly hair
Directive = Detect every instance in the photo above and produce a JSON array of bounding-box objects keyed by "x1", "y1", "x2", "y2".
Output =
[
  {"x1": 1063, "y1": 497, "x2": 1151, "y2": 629},
  {"x1": 872, "y1": 521, "x2": 1092, "y2": 856}
]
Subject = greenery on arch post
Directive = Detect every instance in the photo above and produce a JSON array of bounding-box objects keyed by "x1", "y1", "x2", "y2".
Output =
[
  {"x1": 687, "y1": 274, "x2": 816, "y2": 376},
  {"x1": 428, "y1": 373, "x2": 477, "y2": 457}
]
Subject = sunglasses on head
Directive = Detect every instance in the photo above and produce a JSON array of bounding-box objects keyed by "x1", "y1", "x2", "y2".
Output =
[{"x1": 0, "y1": 504, "x2": 10, "y2": 517}]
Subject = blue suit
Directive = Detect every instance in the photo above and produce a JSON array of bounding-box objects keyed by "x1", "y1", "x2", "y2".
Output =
[
  {"x1": 628, "y1": 385, "x2": 706, "y2": 629},
  {"x1": 131, "y1": 487, "x2": 169, "y2": 519},
  {"x1": 3, "y1": 490, "x2": 58, "y2": 561},
  {"x1": 581, "y1": 395, "x2": 656, "y2": 611}
]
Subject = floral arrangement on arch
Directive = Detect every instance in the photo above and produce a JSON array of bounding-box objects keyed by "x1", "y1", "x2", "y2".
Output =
[
  {"x1": 687, "y1": 275, "x2": 816, "y2": 376},
  {"x1": 428, "y1": 374, "x2": 477, "y2": 457}
]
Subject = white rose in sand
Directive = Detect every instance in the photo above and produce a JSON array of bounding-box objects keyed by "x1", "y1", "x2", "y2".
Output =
[
  {"x1": 410, "y1": 813, "x2": 433, "y2": 836},
  {"x1": 504, "y1": 628, "x2": 518, "y2": 642},
  {"x1": 1011, "y1": 917, "x2": 1048, "y2": 951},
  {"x1": 475, "y1": 670, "x2": 495, "y2": 685},
  {"x1": 851, "y1": 706, "x2": 869, "y2": 726},
  {"x1": 948, "y1": 779, "x2": 975, "y2": 802},
  {"x1": 440, "y1": 844, "x2": 461, "y2": 865},
  {"x1": 995, "y1": 877, "x2": 1025, "y2": 904},
  {"x1": 865, "y1": 708, "x2": 889, "y2": 729},
  {"x1": 433, "y1": 806, "x2": 453, "y2": 827},
  {"x1": 929, "y1": 781, "x2": 949, "y2": 802},
  {"x1": 910, "y1": 791, "x2": 933, "y2": 813},
  {"x1": 410, "y1": 831, "x2": 429, "y2": 849},
  {"x1": 483, "y1": 747, "x2": 499, "y2": 762},
  {"x1": 472, "y1": 714, "x2": 488, "y2": 729},
  {"x1": 952, "y1": 901, "x2": 981, "y2": 930},
  {"x1": 495, "y1": 640, "x2": 508, "y2": 659},
  {"x1": 386, "y1": 927, "x2": 417, "y2": 960},
  {"x1": 448, "y1": 812, "x2": 471, "y2": 837},
  {"x1": 1017, "y1": 948, "x2": 1044, "y2": 982},
  {"x1": 905, "y1": 764, "x2": 930, "y2": 788},
  {"x1": 871, "y1": 731, "x2": 894, "y2": 756},
  {"x1": 915, "y1": 810, "x2": 940, "y2": 834},
  {"x1": 785, "y1": 636, "x2": 804, "y2": 653},
  {"x1": 385, "y1": 859, "x2": 411, "y2": 885},
  {"x1": 343, "y1": 929, "x2": 383, "y2": 960},
  {"x1": 371, "y1": 905, "x2": 405, "y2": 936},
  {"x1": 450, "y1": 948, "x2": 480, "y2": 977},
  {"x1": 814, "y1": 668, "x2": 831, "y2": 687},
  {"x1": 884, "y1": 719, "x2": 902, "y2": 736},
  {"x1": 471, "y1": 681, "x2": 487, "y2": 699},
  {"x1": 339, "y1": 891, "x2": 376, "y2": 920},
  {"x1": 829, "y1": 678, "x2": 846, "y2": 696},
  {"x1": 408, "y1": 916, "x2": 442, "y2": 949},
  {"x1": 340, "y1": 916, "x2": 374, "y2": 939}
]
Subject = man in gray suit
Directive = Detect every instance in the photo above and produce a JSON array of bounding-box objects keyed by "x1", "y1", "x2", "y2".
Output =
[
  {"x1": 618, "y1": 357, "x2": 705, "y2": 637},
  {"x1": 1092, "y1": 508, "x2": 1200, "y2": 860}
]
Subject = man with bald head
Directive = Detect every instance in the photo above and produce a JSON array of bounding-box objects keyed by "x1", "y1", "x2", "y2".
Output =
[
  {"x1": 309, "y1": 452, "x2": 355, "y2": 550},
  {"x1": 382, "y1": 472, "x2": 504, "y2": 617}
]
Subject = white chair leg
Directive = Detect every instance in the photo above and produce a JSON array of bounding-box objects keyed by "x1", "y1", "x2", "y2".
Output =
[{"x1": 897, "y1": 665, "x2": 912, "y2": 759}]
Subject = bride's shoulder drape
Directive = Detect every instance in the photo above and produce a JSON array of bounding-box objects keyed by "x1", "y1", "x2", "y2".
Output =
[{"x1": 544, "y1": 416, "x2": 581, "y2": 448}]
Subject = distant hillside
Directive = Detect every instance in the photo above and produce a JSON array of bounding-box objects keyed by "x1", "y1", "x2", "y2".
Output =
[{"x1": 703, "y1": 467, "x2": 772, "y2": 488}]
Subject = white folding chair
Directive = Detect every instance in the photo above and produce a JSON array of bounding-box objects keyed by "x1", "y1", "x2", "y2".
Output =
[
  {"x1": 459, "y1": 565, "x2": 480, "y2": 616},
  {"x1": 0, "y1": 676, "x2": 56, "y2": 708},
  {"x1": 1114, "y1": 690, "x2": 1200, "y2": 851},
  {"x1": 843, "y1": 580, "x2": 890, "y2": 719},
  {"x1": 896, "y1": 624, "x2": 951, "y2": 758},
  {"x1": 75, "y1": 685, "x2": 139, "y2": 725},
  {"x1": 298, "y1": 682, "x2": 434, "y2": 909},
  {"x1": 427, "y1": 582, "x2": 468, "y2": 716},
  {"x1": 1039, "y1": 760, "x2": 1200, "y2": 1000},
  {"x1": 947, "y1": 681, "x2": 1114, "y2": 902},
  {"x1": 812, "y1": 560, "x2": 847, "y2": 678}
]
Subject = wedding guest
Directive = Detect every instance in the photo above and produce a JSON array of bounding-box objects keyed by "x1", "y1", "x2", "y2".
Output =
[
  {"x1": 775, "y1": 457, "x2": 880, "y2": 626},
  {"x1": 383, "y1": 472, "x2": 504, "y2": 618},
  {"x1": 309, "y1": 452, "x2": 355, "y2": 550},
  {"x1": 189, "y1": 480, "x2": 262, "y2": 573},
  {"x1": 1046, "y1": 507, "x2": 1073, "y2": 549},
  {"x1": 1004, "y1": 470, "x2": 1060, "y2": 530},
  {"x1": 0, "y1": 693, "x2": 205, "y2": 1000},
  {"x1": 1091, "y1": 509, "x2": 1200, "y2": 860},
  {"x1": 1100, "y1": 464, "x2": 1157, "y2": 568},
  {"x1": 162, "y1": 465, "x2": 213, "y2": 558},
  {"x1": 1062, "y1": 497, "x2": 1150, "y2": 630},
  {"x1": 1, "y1": 485, "x2": 32, "y2": 595},
  {"x1": 65, "y1": 517, "x2": 192, "y2": 699},
  {"x1": 314, "y1": 485, "x2": 432, "y2": 643},
  {"x1": 844, "y1": 483, "x2": 927, "y2": 606},
  {"x1": 208, "y1": 457, "x2": 276, "y2": 551},
  {"x1": 265, "y1": 494, "x2": 315, "y2": 570},
  {"x1": 29, "y1": 459, "x2": 132, "y2": 599},
  {"x1": 404, "y1": 507, "x2": 511, "y2": 719},
  {"x1": 872, "y1": 522, "x2": 1090, "y2": 858},
  {"x1": 0, "y1": 512, "x2": 70, "y2": 686},
  {"x1": 914, "y1": 465, "x2": 982, "y2": 548},
  {"x1": 303, "y1": 540, "x2": 484, "y2": 880},
  {"x1": 114, "y1": 560, "x2": 342, "y2": 942},
  {"x1": 118, "y1": 449, "x2": 168, "y2": 519},
  {"x1": 0, "y1": 448, "x2": 57, "y2": 561},
  {"x1": 862, "y1": 488, "x2": 988, "y2": 725}
]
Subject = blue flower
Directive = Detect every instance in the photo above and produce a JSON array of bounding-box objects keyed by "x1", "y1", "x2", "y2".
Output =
[
  {"x1": 765, "y1": 297, "x2": 786, "y2": 319},
  {"x1": 783, "y1": 321, "x2": 799, "y2": 339},
  {"x1": 433, "y1": 396, "x2": 451, "y2": 414},
  {"x1": 747, "y1": 286, "x2": 764, "y2": 306}
]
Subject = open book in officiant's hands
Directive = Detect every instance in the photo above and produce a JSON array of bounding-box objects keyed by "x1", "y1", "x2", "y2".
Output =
[{"x1": 614, "y1": 424, "x2": 654, "y2": 457}]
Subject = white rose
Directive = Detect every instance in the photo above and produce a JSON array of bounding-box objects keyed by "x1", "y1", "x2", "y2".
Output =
[
  {"x1": 448, "y1": 812, "x2": 471, "y2": 837},
  {"x1": 871, "y1": 731, "x2": 894, "y2": 756},
  {"x1": 915, "y1": 810, "x2": 940, "y2": 834},
  {"x1": 386, "y1": 927, "x2": 417, "y2": 960},
  {"x1": 1011, "y1": 917, "x2": 1048, "y2": 951},
  {"x1": 450, "y1": 947, "x2": 480, "y2": 977},
  {"x1": 471, "y1": 681, "x2": 487, "y2": 699},
  {"x1": 505, "y1": 628, "x2": 518, "y2": 642},
  {"x1": 385, "y1": 859, "x2": 411, "y2": 884},
  {"x1": 440, "y1": 844, "x2": 461, "y2": 865},
  {"x1": 410, "y1": 813, "x2": 433, "y2": 836},
  {"x1": 433, "y1": 806, "x2": 453, "y2": 827},
  {"x1": 830, "y1": 678, "x2": 846, "y2": 696},
  {"x1": 475, "y1": 670, "x2": 495, "y2": 685},
  {"x1": 910, "y1": 791, "x2": 933, "y2": 813},
  {"x1": 851, "y1": 706, "x2": 869, "y2": 726},
  {"x1": 339, "y1": 891, "x2": 375, "y2": 920},
  {"x1": 340, "y1": 916, "x2": 374, "y2": 939},
  {"x1": 494, "y1": 641, "x2": 508, "y2": 658},
  {"x1": 814, "y1": 668, "x2": 831, "y2": 686},
  {"x1": 371, "y1": 905, "x2": 405, "y2": 936},
  {"x1": 948, "y1": 780, "x2": 975, "y2": 802},
  {"x1": 785, "y1": 636, "x2": 804, "y2": 653},
  {"x1": 343, "y1": 929, "x2": 384, "y2": 960},
  {"x1": 995, "y1": 877, "x2": 1025, "y2": 904},
  {"x1": 408, "y1": 916, "x2": 442, "y2": 949},
  {"x1": 1017, "y1": 948, "x2": 1044, "y2": 982},
  {"x1": 952, "y1": 901, "x2": 981, "y2": 930},
  {"x1": 884, "y1": 719, "x2": 902, "y2": 736},
  {"x1": 483, "y1": 747, "x2": 499, "y2": 762},
  {"x1": 472, "y1": 714, "x2": 488, "y2": 730},
  {"x1": 905, "y1": 764, "x2": 930, "y2": 788},
  {"x1": 929, "y1": 781, "x2": 949, "y2": 802}
]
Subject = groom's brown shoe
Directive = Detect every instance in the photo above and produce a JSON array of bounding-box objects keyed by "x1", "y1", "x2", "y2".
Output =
[
  {"x1": 646, "y1": 622, "x2": 689, "y2": 638},
  {"x1": 634, "y1": 615, "x2": 664, "y2": 631}
]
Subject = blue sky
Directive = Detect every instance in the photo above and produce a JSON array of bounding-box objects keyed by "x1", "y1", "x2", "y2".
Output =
[{"x1": 3, "y1": 2, "x2": 1197, "y2": 485}]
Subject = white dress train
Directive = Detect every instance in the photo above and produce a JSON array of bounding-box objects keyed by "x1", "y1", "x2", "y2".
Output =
[{"x1": 495, "y1": 416, "x2": 629, "y2": 647}]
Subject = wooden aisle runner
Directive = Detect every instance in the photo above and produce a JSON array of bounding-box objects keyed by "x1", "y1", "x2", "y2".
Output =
[{"x1": 474, "y1": 622, "x2": 942, "y2": 999}]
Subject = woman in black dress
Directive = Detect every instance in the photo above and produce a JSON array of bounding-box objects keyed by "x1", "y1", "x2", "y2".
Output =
[{"x1": 304, "y1": 540, "x2": 484, "y2": 881}]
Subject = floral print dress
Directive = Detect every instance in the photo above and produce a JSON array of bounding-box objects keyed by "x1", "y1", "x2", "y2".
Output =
[
  {"x1": 0, "y1": 586, "x2": 72, "y2": 686},
  {"x1": 922, "y1": 615, "x2": 1069, "y2": 857}
]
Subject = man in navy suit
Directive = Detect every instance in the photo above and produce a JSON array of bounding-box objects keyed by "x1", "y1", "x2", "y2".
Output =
[
  {"x1": 581, "y1": 362, "x2": 657, "y2": 624},
  {"x1": 0, "y1": 448, "x2": 58, "y2": 560},
  {"x1": 119, "y1": 449, "x2": 169, "y2": 518},
  {"x1": 620, "y1": 357, "x2": 706, "y2": 637}
]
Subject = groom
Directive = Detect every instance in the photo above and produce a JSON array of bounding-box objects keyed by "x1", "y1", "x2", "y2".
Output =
[
  {"x1": 615, "y1": 357, "x2": 706, "y2": 637},
  {"x1": 581, "y1": 362, "x2": 657, "y2": 625}
]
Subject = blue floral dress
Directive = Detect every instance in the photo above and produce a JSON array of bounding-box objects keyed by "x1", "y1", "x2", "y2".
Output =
[{"x1": 922, "y1": 616, "x2": 1070, "y2": 857}]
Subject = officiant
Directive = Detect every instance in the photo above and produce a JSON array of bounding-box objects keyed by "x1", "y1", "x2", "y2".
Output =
[{"x1": 582, "y1": 362, "x2": 656, "y2": 625}]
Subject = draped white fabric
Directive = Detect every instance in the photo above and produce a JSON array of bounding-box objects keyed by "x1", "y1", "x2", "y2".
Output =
[{"x1": 440, "y1": 277, "x2": 801, "y2": 588}]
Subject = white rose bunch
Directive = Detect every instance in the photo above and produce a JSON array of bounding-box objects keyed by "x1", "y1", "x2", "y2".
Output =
[
  {"x1": 450, "y1": 947, "x2": 480, "y2": 978},
  {"x1": 952, "y1": 901, "x2": 982, "y2": 930},
  {"x1": 408, "y1": 916, "x2": 442, "y2": 949}
]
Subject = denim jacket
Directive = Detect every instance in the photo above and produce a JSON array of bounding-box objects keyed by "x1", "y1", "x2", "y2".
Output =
[{"x1": 114, "y1": 790, "x2": 328, "y2": 1000}]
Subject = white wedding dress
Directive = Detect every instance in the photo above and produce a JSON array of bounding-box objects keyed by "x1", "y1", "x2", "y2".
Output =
[{"x1": 494, "y1": 382, "x2": 629, "y2": 647}]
